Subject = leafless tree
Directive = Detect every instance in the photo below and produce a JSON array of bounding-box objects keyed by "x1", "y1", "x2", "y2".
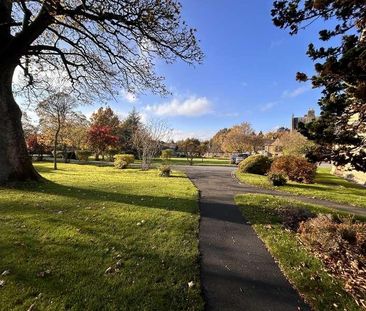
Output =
[
  {"x1": 0, "y1": 0, "x2": 202, "y2": 182},
  {"x1": 133, "y1": 119, "x2": 171, "y2": 170},
  {"x1": 36, "y1": 92, "x2": 78, "y2": 170}
]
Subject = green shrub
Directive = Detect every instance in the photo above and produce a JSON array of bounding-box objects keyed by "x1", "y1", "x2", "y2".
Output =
[
  {"x1": 268, "y1": 172, "x2": 287, "y2": 186},
  {"x1": 114, "y1": 154, "x2": 135, "y2": 169},
  {"x1": 76, "y1": 150, "x2": 92, "y2": 162},
  {"x1": 161, "y1": 149, "x2": 173, "y2": 163},
  {"x1": 270, "y1": 155, "x2": 316, "y2": 183},
  {"x1": 158, "y1": 165, "x2": 171, "y2": 177},
  {"x1": 238, "y1": 155, "x2": 272, "y2": 175}
]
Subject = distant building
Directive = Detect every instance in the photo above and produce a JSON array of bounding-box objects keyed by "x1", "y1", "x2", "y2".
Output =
[
  {"x1": 291, "y1": 109, "x2": 317, "y2": 131},
  {"x1": 261, "y1": 138, "x2": 283, "y2": 157}
]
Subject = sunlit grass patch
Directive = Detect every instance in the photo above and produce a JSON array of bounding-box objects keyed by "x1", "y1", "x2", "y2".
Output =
[
  {"x1": 236, "y1": 167, "x2": 366, "y2": 208},
  {"x1": 0, "y1": 162, "x2": 203, "y2": 310}
]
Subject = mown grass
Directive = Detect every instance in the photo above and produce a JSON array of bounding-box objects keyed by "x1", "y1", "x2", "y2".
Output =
[
  {"x1": 236, "y1": 167, "x2": 366, "y2": 208},
  {"x1": 235, "y1": 194, "x2": 363, "y2": 311},
  {"x1": 0, "y1": 162, "x2": 203, "y2": 311}
]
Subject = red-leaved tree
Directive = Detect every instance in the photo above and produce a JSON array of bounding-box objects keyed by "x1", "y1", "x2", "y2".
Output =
[
  {"x1": 26, "y1": 134, "x2": 46, "y2": 161},
  {"x1": 87, "y1": 126, "x2": 119, "y2": 161}
]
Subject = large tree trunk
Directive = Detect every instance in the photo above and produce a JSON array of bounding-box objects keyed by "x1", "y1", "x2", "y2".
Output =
[{"x1": 0, "y1": 63, "x2": 41, "y2": 183}]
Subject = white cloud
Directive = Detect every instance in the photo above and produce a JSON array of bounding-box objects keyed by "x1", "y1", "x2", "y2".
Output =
[
  {"x1": 260, "y1": 101, "x2": 279, "y2": 112},
  {"x1": 171, "y1": 129, "x2": 214, "y2": 141},
  {"x1": 144, "y1": 96, "x2": 212, "y2": 117},
  {"x1": 116, "y1": 111, "x2": 129, "y2": 120},
  {"x1": 282, "y1": 85, "x2": 311, "y2": 98},
  {"x1": 122, "y1": 91, "x2": 137, "y2": 103}
]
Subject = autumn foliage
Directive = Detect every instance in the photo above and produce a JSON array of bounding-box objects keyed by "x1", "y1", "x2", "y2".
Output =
[
  {"x1": 87, "y1": 126, "x2": 119, "y2": 159},
  {"x1": 26, "y1": 134, "x2": 41, "y2": 154},
  {"x1": 299, "y1": 215, "x2": 366, "y2": 308},
  {"x1": 26, "y1": 134, "x2": 47, "y2": 160},
  {"x1": 270, "y1": 155, "x2": 316, "y2": 183}
]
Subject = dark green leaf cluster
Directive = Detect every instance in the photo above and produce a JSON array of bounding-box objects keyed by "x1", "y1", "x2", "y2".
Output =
[{"x1": 272, "y1": 0, "x2": 366, "y2": 171}]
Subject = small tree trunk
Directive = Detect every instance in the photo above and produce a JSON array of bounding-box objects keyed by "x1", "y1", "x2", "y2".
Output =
[
  {"x1": 62, "y1": 145, "x2": 69, "y2": 163},
  {"x1": 0, "y1": 63, "x2": 41, "y2": 183},
  {"x1": 53, "y1": 131, "x2": 59, "y2": 170}
]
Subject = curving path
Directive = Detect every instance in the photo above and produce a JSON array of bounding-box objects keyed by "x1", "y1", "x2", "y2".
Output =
[
  {"x1": 231, "y1": 173, "x2": 366, "y2": 218},
  {"x1": 182, "y1": 166, "x2": 310, "y2": 311}
]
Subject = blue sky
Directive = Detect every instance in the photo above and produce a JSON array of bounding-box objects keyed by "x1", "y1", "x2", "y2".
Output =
[{"x1": 83, "y1": 0, "x2": 323, "y2": 140}]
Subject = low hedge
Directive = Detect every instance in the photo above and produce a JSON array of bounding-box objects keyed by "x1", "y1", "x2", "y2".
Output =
[{"x1": 238, "y1": 155, "x2": 272, "y2": 175}]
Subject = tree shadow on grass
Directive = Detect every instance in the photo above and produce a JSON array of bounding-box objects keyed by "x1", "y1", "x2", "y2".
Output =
[
  {"x1": 0, "y1": 232, "x2": 202, "y2": 310},
  {"x1": 237, "y1": 205, "x2": 282, "y2": 226},
  {"x1": 4, "y1": 179, "x2": 198, "y2": 215},
  {"x1": 33, "y1": 165, "x2": 67, "y2": 174},
  {"x1": 0, "y1": 181, "x2": 202, "y2": 309},
  {"x1": 315, "y1": 173, "x2": 365, "y2": 190}
]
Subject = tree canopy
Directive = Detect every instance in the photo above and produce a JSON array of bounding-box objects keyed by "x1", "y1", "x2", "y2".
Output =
[
  {"x1": 272, "y1": 0, "x2": 366, "y2": 171},
  {"x1": 0, "y1": 0, "x2": 203, "y2": 182},
  {"x1": 36, "y1": 92, "x2": 78, "y2": 169},
  {"x1": 90, "y1": 107, "x2": 120, "y2": 132},
  {"x1": 221, "y1": 123, "x2": 260, "y2": 153},
  {"x1": 3, "y1": 0, "x2": 203, "y2": 98}
]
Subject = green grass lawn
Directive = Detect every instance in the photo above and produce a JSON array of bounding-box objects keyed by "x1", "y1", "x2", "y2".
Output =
[
  {"x1": 0, "y1": 162, "x2": 203, "y2": 310},
  {"x1": 235, "y1": 194, "x2": 362, "y2": 311},
  {"x1": 236, "y1": 167, "x2": 366, "y2": 208}
]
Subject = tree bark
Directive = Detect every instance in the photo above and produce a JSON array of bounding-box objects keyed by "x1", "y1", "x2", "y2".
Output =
[
  {"x1": 53, "y1": 132, "x2": 59, "y2": 170},
  {"x1": 0, "y1": 63, "x2": 41, "y2": 183},
  {"x1": 53, "y1": 113, "x2": 62, "y2": 170}
]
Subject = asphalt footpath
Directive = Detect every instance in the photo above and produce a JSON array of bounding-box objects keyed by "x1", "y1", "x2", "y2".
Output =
[{"x1": 182, "y1": 166, "x2": 310, "y2": 311}]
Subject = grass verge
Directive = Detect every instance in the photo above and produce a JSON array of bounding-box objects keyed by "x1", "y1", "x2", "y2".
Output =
[
  {"x1": 235, "y1": 193, "x2": 363, "y2": 311},
  {"x1": 236, "y1": 167, "x2": 366, "y2": 208},
  {"x1": 0, "y1": 162, "x2": 203, "y2": 310}
]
